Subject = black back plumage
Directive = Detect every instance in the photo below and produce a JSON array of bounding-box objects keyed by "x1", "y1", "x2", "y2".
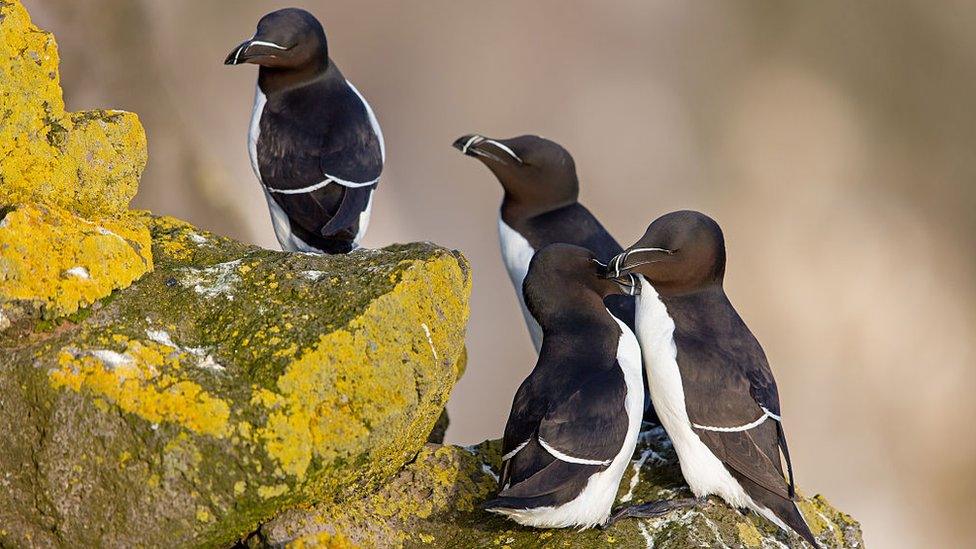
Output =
[
  {"x1": 485, "y1": 244, "x2": 633, "y2": 511},
  {"x1": 257, "y1": 64, "x2": 381, "y2": 251},
  {"x1": 507, "y1": 202, "x2": 635, "y2": 329}
]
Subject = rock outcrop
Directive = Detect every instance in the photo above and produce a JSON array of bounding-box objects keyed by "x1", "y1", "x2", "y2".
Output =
[
  {"x1": 0, "y1": 2, "x2": 469, "y2": 546},
  {"x1": 0, "y1": 217, "x2": 469, "y2": 547},
  {"x1": 0, "y1": 1, "x2": 864, "y2": 547},
  {"x1": 0, "y1": 0, "x2": 150, "y2": 321},
  {"x1": 256, "y1": 430, "x2": 864, "y2": 548}
]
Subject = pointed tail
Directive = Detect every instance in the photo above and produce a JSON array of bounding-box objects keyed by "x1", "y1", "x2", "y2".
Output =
[{"x1": 774, "y1": 499, "x2": 821, "y2": 548}]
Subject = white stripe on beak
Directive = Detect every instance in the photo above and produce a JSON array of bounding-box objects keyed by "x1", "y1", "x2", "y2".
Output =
[
  {"x1": 461, "y1": 135, "x2": 483, "y2": 154},
  {"x1": 248, "y1": 40, "x2": 289, "y2": 50},
  {"x1": 483, "y1": 139, "x2": 523, "y2": 164}
]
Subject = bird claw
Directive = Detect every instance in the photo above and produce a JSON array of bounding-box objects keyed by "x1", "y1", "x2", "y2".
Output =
[{"x1": 603, "y1": 497, "x2": 702, "y2": 527}]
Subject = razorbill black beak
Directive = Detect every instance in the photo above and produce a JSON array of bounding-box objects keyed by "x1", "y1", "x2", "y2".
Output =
[
  {"x1": 224, "y1": 38, "x2": 290, "y2": 65},
  {"x1": 594, "y1": 259, "x2": 642, "y2": 296},
  {"x1": 607, "y1": 247, "x2": 675, "y2": 279},
  {"x1": 453, "y1": 134, "x2": 523, "y2": 166}
]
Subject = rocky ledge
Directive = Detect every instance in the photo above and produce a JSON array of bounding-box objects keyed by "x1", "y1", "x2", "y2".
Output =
[
  {"x1": 1, "y1": 216, "x2": 469, "y2": 547},
  {"x1": 255, "y1": 430, "x2": 863, "y2": 549},
  {"x1": 0, "y1": 1, "x2": 863, "y2": 547}
]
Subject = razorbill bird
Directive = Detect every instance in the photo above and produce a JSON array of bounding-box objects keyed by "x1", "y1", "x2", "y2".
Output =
[
  {"x1": 483, "y1": 243, "x2": 644, "y2": 529},
  {"x1": 225, "y1": 8, "x2": 383, "y2": 254},
  {"x1": 452, "y1": 134, "x2": 657, "y2": 424},
  {"x1": 452, "y1": 134, "x2": 634, "y2": 350},
  {"x1": 604, "y1": 211, "x2": 819, "y2": 547}
]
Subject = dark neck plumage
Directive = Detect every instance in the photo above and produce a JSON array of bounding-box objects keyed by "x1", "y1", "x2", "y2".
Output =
[
  {"x1": 258, "y1": 57, "x2": 338, "y2": 96},
  {"x1": 500, "y1": 195, "x2": 578, "y2": 228}
]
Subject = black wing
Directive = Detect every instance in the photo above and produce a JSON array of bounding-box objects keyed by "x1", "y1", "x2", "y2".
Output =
[
  {"x1": 536, "y1": 366, "x2": 629, "y2": 464},
  {"x1": 499, "y1": 375, "x2": 545, "y2": 488},
  {"x1": 677, "y1": 330, "x2": 795, "y2": 500},
  {"x1": 318, "y1": 184, "x2": 373, "y2": 238},
  {"x1": 256, "y1": 75, "x2": 382, "y2": 246},
  {"x1": 315, "y1": 83, "x2": 383, "y2": 186},
  {"x1": 258, "y1": 75, "x2": 383, "y2": 191},
  {"x1": 497, "y1": 365, "x2": 630, "y2": 502}
]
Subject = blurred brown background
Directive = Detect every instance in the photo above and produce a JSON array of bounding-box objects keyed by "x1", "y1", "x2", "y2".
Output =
[{"x1": 23, "y1": 1, "x2": 976, "y2": 547}]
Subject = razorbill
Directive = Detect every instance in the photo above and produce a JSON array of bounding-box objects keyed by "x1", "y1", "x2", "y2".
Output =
[
  {"x1": 604, "y1": 210, "x2": 819, "y2": 547},
  {"x1": 452, "y1": 134, "x2": 657, "y2": 424},
  {"x1": 483, "y1": 243, "x2": 644, "y2": 529},
  {"x1": 225, "y1": 8, "x2": 383, "y2": 254}
]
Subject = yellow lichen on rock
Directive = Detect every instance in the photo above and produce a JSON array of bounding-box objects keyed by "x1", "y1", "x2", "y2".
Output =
[
  {"x1": 0, "y1": 0, "x2": 147, "y2": 218},
  {"x1": 736, "y1": 520, "x2": 764, "y2": 548},
  {"x1": 287, "y1": 531, "x2": 360, "y2": 549},
  {"x1": 0, "y1": 0, "x2": 152, "y2": 320},
  {"x1": 254, "y1": 255, "x2": 470, "y2": 481},
  {"x1": 0, "y1": 204, "x2": 152, "y2": 317},
  {"x1": 49, "y1": 337, "x2": 231, "y2": 437}
]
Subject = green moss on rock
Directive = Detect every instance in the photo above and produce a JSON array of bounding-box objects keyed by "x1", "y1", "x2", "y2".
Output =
[
  {"x1": 256, "y1": 431, "x2": 864, "y2": 549},
  {"x1": 0, "y1": 216, "x2": 471, "y2": 547}
]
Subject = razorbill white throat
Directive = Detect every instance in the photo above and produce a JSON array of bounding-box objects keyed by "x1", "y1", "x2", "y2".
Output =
[
  {"x1": 225, "y1": 8, "x2": 384, "y2": 254},
  {"x1": 453, "y1": 134, "x2": 658, "y2": 424},
  {"x1": 484, "y1": 243, "x2": 644, "y2": 529},
  {"x1": 604, "y1": 210, "x2": 819, "y2": 547}
]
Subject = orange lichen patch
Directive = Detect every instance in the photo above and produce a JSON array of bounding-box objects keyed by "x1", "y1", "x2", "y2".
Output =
[
  {"x1": 253, "y1": 255, "x2": 470, "y2": 481},
  {"x1": 48, "y1": 337, "x2": 230, "y2": 437},
  {"x1": 0, "y1": 204, "x2": 152, "y2": 316},
  {"x1": 0, "y1": 1, "x2": 147, "y2": 218}
]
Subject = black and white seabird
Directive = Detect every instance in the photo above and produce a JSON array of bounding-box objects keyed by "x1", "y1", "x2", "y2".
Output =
[
  {"x1": 604, "y1": 211, "x2": 819, "y2": 547},
  {"x1": 452, "y1": 134, "x2": 635, "y2": 351},
  {"x1": 484, "y1": 243, "x2": 644, "y2": 529},
  {"x1": 452, "y1": 134, "x2": 656, "y2": 424},
  {"x1": 225, "y1": 8, "x2": 383, "y2": 254}
]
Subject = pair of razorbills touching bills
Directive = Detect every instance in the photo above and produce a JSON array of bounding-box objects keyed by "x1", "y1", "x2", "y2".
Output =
[{"x1": 226, "y1": 8, "x2": 820, "y2": 547}]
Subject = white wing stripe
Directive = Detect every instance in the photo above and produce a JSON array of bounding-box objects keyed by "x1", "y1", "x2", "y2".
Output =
[
  {"x1": 264, "y1": 80, "x2": 383, "y2": 195},
  {"x1": 538, "y1": 437, "x2": 612, "y2": 466},
  {"x1": 501, "y1": 439, "x2": 530, "y2": 462},
  {"x1": 692, "y1": 407, "x2": 781, "y2": 433},
  {"x1": 265, "y1": 174, "x2": 380, "y2": 195}
]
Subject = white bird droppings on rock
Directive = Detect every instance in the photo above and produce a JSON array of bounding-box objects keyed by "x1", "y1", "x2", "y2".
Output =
[
  {"x1": 421, "y1": 323, "x2": 438, "y2": 360},
  {"x1": 179, "y1": 260, "x2": 242, "y2": 299},
  {"x1": 65, "y1": 266, "x2": 90, "y2": 279}
]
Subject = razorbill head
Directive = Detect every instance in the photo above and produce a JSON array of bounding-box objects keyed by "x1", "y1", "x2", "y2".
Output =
[
  {"x1": 605, "y1": 210, "x2": 820, "y2": 547},
  {"x1": 453, "y1": 134, "x2": 656, "y2": 424},
  {"x1": 225, "y1": 8, "x2": 384, "y2": 254},
  {"x1": 483, "y1": 243, "x2": 644, "y2": 529}
]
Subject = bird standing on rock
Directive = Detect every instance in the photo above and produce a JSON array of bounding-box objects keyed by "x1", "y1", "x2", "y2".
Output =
[
  {"x1": 484, "y1": 244, "x2": 644, "y2": 529},
  {"x1": 604, "y1": 210, "x2": 820, "y2": 547},
  {"x1": 453, "y1": 134, "x2": 658, "y2": 425},
  {"x1": 226, "y1": 8, "x2": 383, "y2": 254}
]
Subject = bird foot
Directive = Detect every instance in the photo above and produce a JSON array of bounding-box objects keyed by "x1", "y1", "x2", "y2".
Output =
[{"x1": 603, "y1": 497, "x2": 703, "y2": 527}]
